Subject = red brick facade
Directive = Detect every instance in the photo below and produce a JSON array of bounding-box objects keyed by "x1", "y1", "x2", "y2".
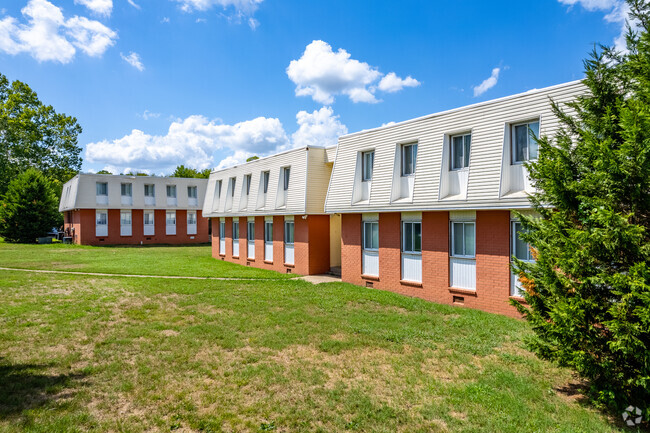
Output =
[
  {"x1": 212, "y1": 214, "x2": 331, "y2": 275},
  {"x1": 63, "y1": 209, "x2": 210, "y2": 246},
  {"x1": 340, "y1": 210, "x2": 521, "y2": 317}
]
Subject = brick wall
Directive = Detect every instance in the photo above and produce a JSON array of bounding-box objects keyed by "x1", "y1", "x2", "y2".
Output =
[
  {"x1": 212, "y1": 214, "x2": 331, "y2": 275},
  {"x1": 340, "y1": 210, "x2": 520, "y2": 317},
  {"x1": 68, "y1": 208, "x2": 210, "y2": 246}
]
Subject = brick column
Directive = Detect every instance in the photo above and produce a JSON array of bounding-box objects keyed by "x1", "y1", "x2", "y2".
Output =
[
  {"x1": 422, "y1": 211, "x2": 449, "y2": 303},
  {"x1": 341, "y1": 213, "x2": 362, "y2": 285}
]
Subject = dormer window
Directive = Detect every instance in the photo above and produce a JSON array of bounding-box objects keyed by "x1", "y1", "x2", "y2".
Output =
[
  {"x1": 166, "y1": 185, "x2": 177, "y2": 198},
  {"x1": 512, "y1": 121, "x2": 539, "y2": 163},
  {"x1": 401, "y1": 143, "x2": 418, "y2": 176},
  {"x1": 362, "y1": 151, "x2": 374, "y2": 181},
  {"x1": 121, "y1": 182, "x2": 133, "y2": 206},
  {"x1": 96, "y1": 182, "x2": 108, "y2": 196},
  {"x1": 216, "y1": 180, "x2": 222, "y2": 198},
  {"x1": 451, "y1": 133, "x2": 471, "y2": 170},
  {"x1": 245, "y1": 174, "x2": 252, "y2": 195},
  {"x1": 262, "y1": 171, "x2": 270, "y2": 194},
  {"x1": 282, "y1": 167, "x2": 290, "y2": 191}
]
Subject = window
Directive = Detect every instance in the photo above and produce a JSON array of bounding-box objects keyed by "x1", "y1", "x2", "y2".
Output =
[
  {"x1": 284, "y1": 221, "x2": 294, "y2": 244},
  {"x1": 264, "y1": 221, "x2": 273, "y2": 242},
  {"x1": 362, "y1": 151, "x2": 374, "y2": 181},
  {"x1": 512, "y1": 221, "x2": 533, "y2": 261},
  {"x1": 233, "y1": 221, "x2": 240, "y2": 239},
  {"x1": 451, "y1": 222, "x2": 475, "y2": 258},
  {"x1": 402, "y1": 221, "x2": 422, "y2": 253},
  {"x1": 263, "y1": 171, "x2": 270, "y2": 193},
  {"x1": 512, "y1": 121, "x2": 539, "y2": 163},
  {"x1": 245, "y1": 174, "x2": 252, "y2": 195},
  {"x1": 144, "y1": 212, "x2": 154, "y2": 225},
  {"x1": 283, "y1": 167, "x2": 290, "y2": 191},
  {"x1": 144, "y1": 184, "x2": 155, "y2": 197},
  {"x1": 95, "y1": 210, "x2": 108, "y2": 237},
  {"x1": 451, "y1": 134, "x2": 471, "y2": 170},
  {"x1": 247, "y1": 221, "x2": 255, "y2": 241},
  {"x1": 120, "y1": 211, "x2": 132, "y2": 226},
  {"x1": 187, "y1": 211, "x2": 197, "y2": 225},
  {"x1": 96, "y1": 182, "x2": 108, "y2": 196},
  {"x1": 121, "y1": 183, "x2": 132, "y2": 197},
  {"x1": 219, "y1": 221, "x2": 225, "y2": 238},
  {"x1": 166, "y1": 211, "x2": 176, "y2": 225},
  {"x1": 187, "y1": 186, "x2": 197, "y2": 199},
  {"x1": 230, "y1": 177, "x2": 236, "y2": 197},
  {"x1": 166, "y1": 185, "x2": 177, "y2": 198},
  {"x1": 96, "y1": 211, "x2": 107, "y2": 226},
  {"x1": 401, "y1": 143, "x2": 418, "y2": 176},
  {"x1": 363, "y1": 221, "x2": 379, "y2": 250},
  {"x1": 144, "y1": 211, "x2": 155, "y2": 236},
  {"x1": 216, "y1": 180, "x2": 222, "y2": 198}
]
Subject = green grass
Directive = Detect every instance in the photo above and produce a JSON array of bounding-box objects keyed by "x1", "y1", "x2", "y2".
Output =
[
  {"x1": 0, "y1": 242, "x2": 626, "y2": 432},
  {"x1": 0, "y1": 238, "x2": 292, "y2": 279}
]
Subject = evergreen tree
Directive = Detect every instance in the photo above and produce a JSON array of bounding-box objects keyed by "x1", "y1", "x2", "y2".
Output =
[
  {"x1": 512, "y1": 0, "x2": 650, "y2": 412},
  {"x1": 171, "y1": 165, "x2": 211, "y2": 178},
  {"x1": 0, "y1": 169, "x2": 61, "y2": 243}
]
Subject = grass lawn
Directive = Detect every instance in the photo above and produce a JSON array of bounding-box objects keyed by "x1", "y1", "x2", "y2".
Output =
[
  {"x1": 0, "y1": 239, "x2": 292, "y2": 279},
  {"x1": 0, "y1": 242, "x2": 625, "y2": 432}
]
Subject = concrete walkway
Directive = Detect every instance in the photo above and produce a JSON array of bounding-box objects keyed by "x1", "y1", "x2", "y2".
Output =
[
  {"x1": 298, "y1": 274, "x2": 342, "y2": 284},
  {"x1": 0, "y1": 267, "x2": 290, "y2": 281}
]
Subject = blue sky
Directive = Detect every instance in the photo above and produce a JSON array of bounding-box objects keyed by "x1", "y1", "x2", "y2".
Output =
[{"x1": 0, "y1": 0, "x2": 630, "y2": 174}]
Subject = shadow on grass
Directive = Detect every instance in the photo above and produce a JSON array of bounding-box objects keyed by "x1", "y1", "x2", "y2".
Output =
[{"x1": 0, "y1": 357, "x2": 86, "y2": 419}]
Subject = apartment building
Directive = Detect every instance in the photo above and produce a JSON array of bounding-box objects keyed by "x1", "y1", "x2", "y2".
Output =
[
  {"x1": 324, "y1": 80, "x2": 586, "y2": 317},
  {"x1": 201, "y1": 146, "x2": 339, "y2": 275},
  {"x1": 59, "y1": 174, "x2": 209, "y2": 245}
]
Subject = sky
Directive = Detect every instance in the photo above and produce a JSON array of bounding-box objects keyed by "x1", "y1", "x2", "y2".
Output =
[{"x1": 0, "y1": 0, "x2": 634, "y2": 174}]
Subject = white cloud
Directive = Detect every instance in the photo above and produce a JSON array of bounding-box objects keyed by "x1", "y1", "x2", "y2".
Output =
[
  {"x1": 558, "y1": 0, "x2": 638, "y2": 52},
  {"x1": 287, "y1": 40, "x2": 419, "y2": 104},
  {"x1": 74, "y1": 0, "x2": 112, "y2": 16},
  {"x1": 121, "y1": 51, "x2": 144, "y2": 71},
  {"x1": 127, "y1": 0, "x2": 141, "y2": 10},
  {"x1": 161, "y1": 17, "x2": 170, "y2": 23},
  {"x1": 174, "y1": 0, "x2": 262, "y2": 13},
  {"x1": 248, "y1": 17, "x2": 259, "y2": 30},
  {"x1": 0, "y1": 0, "x2": 116, "y2": 63},
  {"x1": 291, "y1": 106, "x2": 348, "y2": 149},
  {"x1": 473, "y1": 67, "x2": 500, "y2": 97},
  {"x1": 85, "y1": 107, "x2": 349, "y2": 172},
  {"x1": 139, "y1": 110, "x2": 160, "y2": 120},
  {"x1": 378, "y1": 72, "x2": 420, "y2": 93}
]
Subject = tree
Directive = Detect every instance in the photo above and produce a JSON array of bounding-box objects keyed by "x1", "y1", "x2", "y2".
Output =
[
  {"x1": 0, "y1": 73, "x2": 82, "y2": 196},
  {"x1": 246, "y1": 156, "x2": 259, "y2": 162},
  {"x1": 512, "y1": 0, "x2": 650, "y2": 412},
  {"x1": 96, "y1": 169, "x2": 113, "y2": 175},
  {"x1": 171, "y1": 165, "x2": 211, "y2": 178},
  {"x1": 0, "y1": 169, "x2": 61, "y2": 243}
]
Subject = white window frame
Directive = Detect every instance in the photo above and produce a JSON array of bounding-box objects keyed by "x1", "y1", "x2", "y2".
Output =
[
  {"x1": 96, "y1": 182, "x2": 108, "y2": 196},
  {"x1": 361, "y1": 150, "x2": 374, "y2": 182},
  {"x1": 219, "y1": 221, "x2": 226, "y2": 255},
  {"x1": 284, "y1": 221, "x2": 294, "y2": 245},
  {"x1": 247, "y1": 221, "x2": 255, "y2": 259},
  {"x1": 450, "y1": 221, "x2": 476, "y2": 258},
  {"x1": 402, "y1": 221, "x2": 422, "y2": 254},
  {"x1": 362, "y1": 221, "x2": 379, "y2": 251},
  {"x1": 166, "y1": 185, "x2": 177, "y2": 198},
  {"x1": 143, "y1": 211, "x2": 155, "y2": 236},
  {"x1": 95, "y1": 210, "x2": 108, "y2": 237},
  {"x1": 187, "y1": 210, "x2": 197, "y2": 235},
  {"x1": 511, "y1": 120, "x2": 540, "y2": 164},
  {"x1": 284, "y1": 220, "x2": 295, "y2": 265},
  {"x1": 511, "y1": 220, "x2": 535, "y2": 296},
  {"x1": 144, "y1": 184, "x2": 155, "y2": 206},
  {"x1": 120, "y1": 210, "x2": 132, "y2": 237},
  {"x1": 401, "y1": 143, "x2": 418, "y2": 177},
  {"x1": 264, "y1": 221, "x2": 273, "y2": 261},
  {"x1": 232, "y1": 220, "x2": 240, "y2": 256},
  {"x1": 450, "y1": 133, "x2": 471, "y2": 170},
  {"x1": 262, "y1": 171, "x2": 270, "y2": 194},
  {"x1": 282, "y1": 167, "x2": 291, "y2": 191},
  {"x1": 166, "y1": 210, "x2": 176, "y2": 235}
]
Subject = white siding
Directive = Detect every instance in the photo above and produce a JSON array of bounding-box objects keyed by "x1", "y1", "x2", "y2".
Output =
[
  {"x1": 401, "y1": 254, "x2": 422, "y2": 283},
  {"x1": 202, "y1": 146, "x2": 331, "y2": 218},
  {"x1": 450, "y1": 257, "x2": 476, "y2": 289},
  {"x1": 247, "y1": 240, "x2": 255, "y2": 259},
  {"x1": 362, "y1": 251, "x2": 379, "y2": 276},
  {"x1": 59, "y1": 175, "x2": 207, "y2": 212},
  {"x1": 284, "y1": 244, "x2": 294, "y2": 265},
  {"x1": 325, "y1": 81, "x2": 586, "y2": 213}
]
